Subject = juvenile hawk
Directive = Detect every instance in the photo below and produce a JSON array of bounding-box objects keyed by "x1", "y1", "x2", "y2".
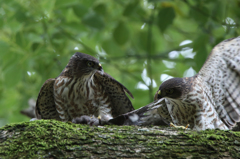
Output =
[
  {"x1": 109, "y1": 37, "x2": 240, "y2": 130},
  {"x1": 36, "y1": 52, "x2": 134, "y2": 122}
]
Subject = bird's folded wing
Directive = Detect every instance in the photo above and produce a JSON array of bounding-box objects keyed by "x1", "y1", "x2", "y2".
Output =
[
  {"x1": 108, "y1": 98, "x2": 169, "y2": 126},
  {"x1": 94, "y1": 71, "x2": 134, "y2": 117},
  {"x1": 36, "y1": 78, "x2": 60, "y2": 120},
  {"x1": 198, "y1": 36, "x2": 240, "y2": 128}
]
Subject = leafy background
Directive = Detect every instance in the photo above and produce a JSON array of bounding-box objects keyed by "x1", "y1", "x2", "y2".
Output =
[{"x1": 0, "y1": 0, "x2": 239, "y2": 127}]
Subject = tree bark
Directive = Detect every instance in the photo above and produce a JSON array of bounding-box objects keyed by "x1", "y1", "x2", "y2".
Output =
[{"x1": 0, "y1": 120, "x2": 240, "y2": 158}]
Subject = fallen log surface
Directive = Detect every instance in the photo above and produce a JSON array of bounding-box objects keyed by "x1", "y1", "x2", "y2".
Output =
[{"x1": 0, "y1": 120, "x2": 240, "y2": 158}]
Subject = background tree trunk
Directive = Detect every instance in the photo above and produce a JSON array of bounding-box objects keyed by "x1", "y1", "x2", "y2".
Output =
[{"x1": 0, "y1": 120, "x2": 240, "y2": 158}]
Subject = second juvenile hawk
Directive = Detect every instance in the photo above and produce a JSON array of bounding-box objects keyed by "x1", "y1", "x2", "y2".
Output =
[
  {"x1": 36, "y1": 53, "x2": 134, "y2": 122},
  {"x1": 109, "y1": 37, "x2": 240, "y2": 130}
]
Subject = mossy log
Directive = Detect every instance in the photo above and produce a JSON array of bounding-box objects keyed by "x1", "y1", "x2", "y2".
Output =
[{"x1": 0, "y1": 120, "x2": 240, "y2": 158}]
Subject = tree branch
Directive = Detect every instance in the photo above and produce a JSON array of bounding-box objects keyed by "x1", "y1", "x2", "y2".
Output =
[{"x1": 0, "y1": 120, "x2": 240, "y2": 158}]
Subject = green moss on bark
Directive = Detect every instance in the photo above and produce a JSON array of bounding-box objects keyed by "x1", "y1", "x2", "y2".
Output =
[{"x1": 0, "y1": 120, "x2": 240, "y2": 158}]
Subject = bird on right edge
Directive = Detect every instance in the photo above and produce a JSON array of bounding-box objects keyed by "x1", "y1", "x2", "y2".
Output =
[{"x1": 108, "y1": 36, "x2": 240, "y2": 131}]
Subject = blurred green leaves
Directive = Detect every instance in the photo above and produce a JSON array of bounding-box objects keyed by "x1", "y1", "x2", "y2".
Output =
[
  {"x1": 0, "y1": 0, "x2": 239, "y2": 126},
  {"x1": 193, "y1": 34, "x2": 209, "y2": 70},
  {"x1": 113, "y1": 21, "x2": 129, "y2": 45},
  {"x1": 157, "y1": 6, "x2": 176, "y2": 32},
  {"x1": 82, "y1": 12, "x2": 105, "y2": 30},
  {"x1": 189, "y1": 6, "x2": 209, "y2": 25}
]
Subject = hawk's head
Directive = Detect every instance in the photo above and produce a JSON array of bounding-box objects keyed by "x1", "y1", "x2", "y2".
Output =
[
  {"x1": 154, "y1": 77, "x2": 194, "y2": 101},
  {"x1": 61, "y1": 52, "x2": 103, "y2": 77}
]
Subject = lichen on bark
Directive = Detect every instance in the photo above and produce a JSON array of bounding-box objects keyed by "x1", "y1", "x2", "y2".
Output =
[{"x1": 0, "y1": 120, "x2": 240, "y2": 158}]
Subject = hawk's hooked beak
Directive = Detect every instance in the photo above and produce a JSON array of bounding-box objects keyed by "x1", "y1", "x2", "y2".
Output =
[
  {"x1": 98, "y1": 63, "x2": 103, "y2": 72},
  {"x1": 154, "y1": 90, "x2": 162, "y2": 101}
]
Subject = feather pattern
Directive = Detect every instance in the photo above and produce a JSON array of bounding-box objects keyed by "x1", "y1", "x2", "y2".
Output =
[
  {"x1": 36, "y1": 52, "x2": 134, "y2": 122},
  {"x1": 108, "y1": 37, "x2": 240, "y2": 130}
]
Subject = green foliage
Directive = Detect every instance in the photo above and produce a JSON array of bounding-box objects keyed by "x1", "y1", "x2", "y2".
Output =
[
  {"x1": 0, "y1": 0, "x2": 239, "y2": 126},
  {"x1": 113, "y1": 21, "x2": 130, "y2": 45},
  {"x1": 157, "y1": 6, "x2": 176, "y2": 32}
]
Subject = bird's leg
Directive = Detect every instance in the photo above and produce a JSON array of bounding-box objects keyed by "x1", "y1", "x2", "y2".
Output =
[
  {"x1": 170, "y1": 122, "x2": 189, "y2": 129},
  {"x1": 72, "y1": 115, "x2": 100, "y2": 126},
  {"x1": 72, "y1": 115, "x2": 110, "y2": 126}
]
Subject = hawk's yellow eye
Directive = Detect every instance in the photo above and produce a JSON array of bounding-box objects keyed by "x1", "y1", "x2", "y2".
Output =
[
  {"x1": 158, "y1": 90, "x2": 161, "y2": 95},
  {"x1": 87, "y1": 61, "x2": 94, "y2": 67}
]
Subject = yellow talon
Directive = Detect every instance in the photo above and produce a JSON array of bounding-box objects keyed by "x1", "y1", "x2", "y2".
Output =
[
  {"x1": 170, "y1": 122, "x2": 189, "y2": 129},
  {"x1": 98, "y1": 115, "x2": 101, "y2": 120}
]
